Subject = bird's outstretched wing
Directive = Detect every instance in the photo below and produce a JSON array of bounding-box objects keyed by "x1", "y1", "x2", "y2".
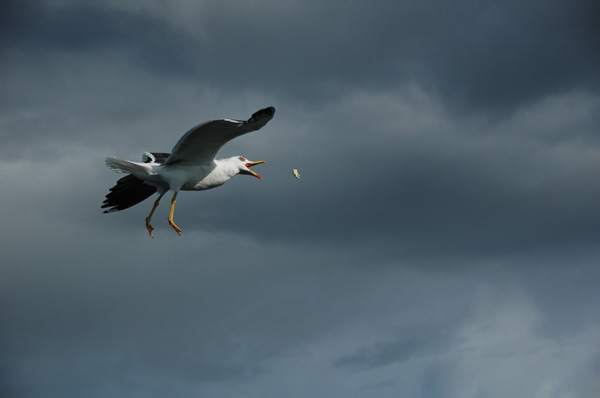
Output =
[{"x1": 165, "y1": 106, "x2": 275, "y2": 166}]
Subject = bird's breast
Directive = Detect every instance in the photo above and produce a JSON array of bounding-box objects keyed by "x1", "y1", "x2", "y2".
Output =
[
  {"x1": 185, "y1": 166, "x2": 235, "y2": 191},
  {"x1": 159, "y1": 164, "x2": 217, "y2": 191}
]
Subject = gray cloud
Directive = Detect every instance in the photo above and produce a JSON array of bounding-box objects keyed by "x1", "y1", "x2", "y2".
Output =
[
  {"x1": 333, "y1": 332, "x2": 451, "y2": 373},
  {"x1": 2, "y1": 1, "x2": 600, "y2": 397}
]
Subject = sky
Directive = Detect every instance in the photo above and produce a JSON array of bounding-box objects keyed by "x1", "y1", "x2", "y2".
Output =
[{"x1": 1, "y1": 1, "x2": 600, "y2": 397}]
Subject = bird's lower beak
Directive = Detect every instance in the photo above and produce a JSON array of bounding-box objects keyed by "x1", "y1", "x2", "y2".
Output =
[{"x1": 245, "y1": 160, "x2": 266, "y2": 179}]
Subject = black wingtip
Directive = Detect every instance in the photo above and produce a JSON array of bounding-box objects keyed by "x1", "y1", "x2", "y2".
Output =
[
  {"x1": 101, "y1": 174, "x2": 157, "y2": 213},
  {"x1": 249, "y1": 106, "x2": 275, "y2": 122}
]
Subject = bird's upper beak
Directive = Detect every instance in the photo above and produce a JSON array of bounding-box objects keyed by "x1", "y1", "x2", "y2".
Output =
[{"x1": 243, "y1": 160, "x2": 266, "y2": 179}]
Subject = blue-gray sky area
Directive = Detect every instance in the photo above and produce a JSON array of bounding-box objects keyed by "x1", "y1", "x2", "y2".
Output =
[{"x1": 2, "y1": 1, "x2": 600, "y2": 397}]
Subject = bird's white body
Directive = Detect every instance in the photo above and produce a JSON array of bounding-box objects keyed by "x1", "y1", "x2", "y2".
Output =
[
  {"x1": 106, "y1": 156, "x2": 258, "y2": 191},
  {"x1": 164, "y1": 157, "x2": 251, "y2": 191},
  {"x1": 164, "y1": 162, "x2": 220, "y2": 191}
]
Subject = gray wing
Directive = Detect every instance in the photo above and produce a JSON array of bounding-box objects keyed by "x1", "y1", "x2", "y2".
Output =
[{"x1": 165, "y1": 106, "x2": 275, "y2": 166}]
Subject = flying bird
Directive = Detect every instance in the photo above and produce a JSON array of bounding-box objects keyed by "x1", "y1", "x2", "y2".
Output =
[{"x1": 102, "y1": 106, "x2": 275, "y2": 237}]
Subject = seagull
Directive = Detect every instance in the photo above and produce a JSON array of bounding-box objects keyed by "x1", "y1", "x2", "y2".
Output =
[{"x1": 102, "y1": 106, "x2": 275, "y2": 237}]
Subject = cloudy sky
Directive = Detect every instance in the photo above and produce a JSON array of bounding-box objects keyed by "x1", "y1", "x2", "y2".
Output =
[{"x1": 2, "y1": 1, "x2": 600, "y2": 396}]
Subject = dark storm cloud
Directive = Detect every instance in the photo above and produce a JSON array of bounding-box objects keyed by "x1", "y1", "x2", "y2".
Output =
[
  {"x1": 1, "y1": 2, "x2": 197, "y2": 75},
  {"x1": 4, "y1": 1, "x2": 598, "y2": 111},
  {"x1": 170, "y1": 1, "x2": 600, "y2": 111},
  {"x1": 407, "y1": 1, "x2": 600, "y2": 112}
]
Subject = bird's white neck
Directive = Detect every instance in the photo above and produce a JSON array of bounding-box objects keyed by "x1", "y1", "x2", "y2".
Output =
[{"x1": 214, "y1": 158, "x2": 241, "y2": 179}]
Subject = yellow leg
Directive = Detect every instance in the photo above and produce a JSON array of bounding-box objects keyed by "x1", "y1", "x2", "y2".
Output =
[
  {"x1": 145, "y1": 192, "x2": 166, "y2": 238},
  {"x1": 167, "y1": 192, "x2": 182, "y2": 235}
]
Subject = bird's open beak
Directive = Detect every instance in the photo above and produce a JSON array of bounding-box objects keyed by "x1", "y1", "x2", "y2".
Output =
[{"x1": 244, "y1": 160, "x2": 266, "y2": 179}]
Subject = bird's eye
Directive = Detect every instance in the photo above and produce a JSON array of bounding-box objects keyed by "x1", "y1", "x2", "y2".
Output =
[{"x1": 239, "y1": 157, "x2": 246, "y2": 162}]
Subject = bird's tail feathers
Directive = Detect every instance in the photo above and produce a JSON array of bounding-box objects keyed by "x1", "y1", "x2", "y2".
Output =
[{"x1": 105, "y1": 156, "x2": 153, "y2": 175}]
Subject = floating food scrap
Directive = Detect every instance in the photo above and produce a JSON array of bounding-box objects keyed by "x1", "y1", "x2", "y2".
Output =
[{"x1": 292, "y1": 169, "x2": 300, "y2": 179}]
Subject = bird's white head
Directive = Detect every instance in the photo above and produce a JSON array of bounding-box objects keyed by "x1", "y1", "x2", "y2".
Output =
[{"x1": 236, "y1": 156, "x2": 266, "y2": 179}]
